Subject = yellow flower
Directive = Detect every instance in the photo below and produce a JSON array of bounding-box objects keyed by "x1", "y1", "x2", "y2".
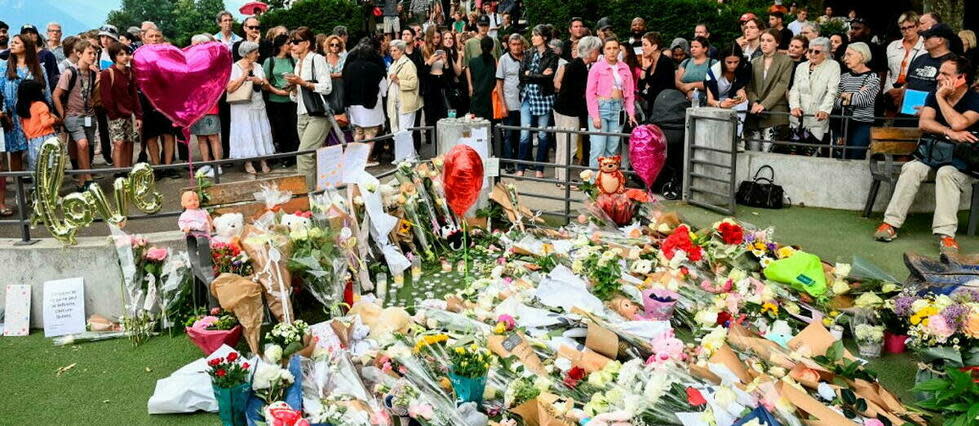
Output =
[
  {"x1": 761, "y1": 302, "x2": 779, "y2": 316},
  {"x1": 493, "y1": 323, "x2": 506, "y2": 334},
  {"x1": 910, "y1": 306, "x2": 939, "y2": 325},
  {"x1": 455, "y1": 347, "x2": 465, "y2": 354},
  {"x1": 776, "y1": 246, "x2": 797, "y2": 259}
]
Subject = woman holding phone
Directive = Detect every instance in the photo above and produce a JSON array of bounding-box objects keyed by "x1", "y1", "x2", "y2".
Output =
[{"x1": 422, "y1": 29, "x2": 449, "y2": 127}]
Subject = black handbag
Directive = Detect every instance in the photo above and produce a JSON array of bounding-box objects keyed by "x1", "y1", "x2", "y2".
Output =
[
  {"x1": 326, "y1": 76, "x2": 345, "y2": 112},
  {"x1": 952, "y1": 132, "x2": 979, "y2": 176},
  {"x1": 736, "y1": 165, "x2": 787, "y2": 209},
  {"x1": 300, "y1": 56, "x2": 329, "y2": 117},
  {"x1": 913, "y1": 134, "x2": 956, "y2": 168}
]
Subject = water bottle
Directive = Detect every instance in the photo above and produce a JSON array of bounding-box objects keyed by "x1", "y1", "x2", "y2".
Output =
[{"x1": 691, "y1": 88, "x2": 701, "y2": 107}]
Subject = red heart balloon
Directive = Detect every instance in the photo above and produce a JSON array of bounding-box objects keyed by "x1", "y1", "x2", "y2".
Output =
[
  {"x1": 132, "y1": 42, "x2": 232, "y2": 129},
  {"x1": 443, "y1": 145, "x2": 484, "y2": 217}
]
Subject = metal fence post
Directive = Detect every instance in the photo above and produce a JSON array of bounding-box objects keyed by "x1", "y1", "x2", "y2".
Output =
[
  {"x1": 14, "y1": 174, "x2": 36, "y2": 245},
  {"x1": 563, "y1": 128, "x2": 572, "y2": 225}
]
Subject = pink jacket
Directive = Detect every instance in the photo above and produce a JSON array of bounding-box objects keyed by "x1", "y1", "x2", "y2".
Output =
[{"x1": 585, "y1": 57, "x2": 636, "y2": 120}]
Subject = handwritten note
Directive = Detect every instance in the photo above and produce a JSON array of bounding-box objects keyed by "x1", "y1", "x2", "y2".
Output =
[
  {"x1": 42, "y1": 278, "x2": 85, "y2": 337},
  {"x1": 341, "y1": 143, "x2": 371, "y2": 184},
  {"x1": 316, "y1": 145, "x2": 344, "y2": 190},
  {"x1": 3, "y1": 285, "x2": 31, "y2": 336}
]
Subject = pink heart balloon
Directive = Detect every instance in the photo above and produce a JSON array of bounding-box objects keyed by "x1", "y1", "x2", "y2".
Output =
[
  {"x1": 132, "y1": 42, "x2": 232, "y2": 129},
  {"x1": 629, "y1": 124, "x2": 668, "y2": 189}
]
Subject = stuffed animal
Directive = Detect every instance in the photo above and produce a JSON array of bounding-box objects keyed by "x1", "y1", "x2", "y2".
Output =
[
  {"x1": 608, "y1": 294, "x2": 641, "y2": 320},
  {"x1": 178, "y1": 191, "x2": 213, "y2": 237},
  {"x1": 280, "y1": 213, "x2": 312, "y2": 234},
  {"x1": 212, "y1": 213, "x2": 244, "y2": 245},
  {"x1": 596, "y1": 156, "x2": 626, "y2": 195},
  {"x1": 347, "y1": 301, "x2": 410, "y2": 341}
]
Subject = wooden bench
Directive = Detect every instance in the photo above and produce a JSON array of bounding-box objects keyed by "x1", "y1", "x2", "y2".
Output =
[{"x1": 863, "y1": 127, "x2": 978, "y2": 236}]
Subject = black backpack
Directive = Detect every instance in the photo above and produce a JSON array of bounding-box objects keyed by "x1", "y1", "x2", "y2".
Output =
[{"x1": 59, "y1": 66, "x2": 97, "y2": 115}]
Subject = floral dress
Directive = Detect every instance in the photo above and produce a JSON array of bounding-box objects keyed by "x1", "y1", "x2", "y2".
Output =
[{"x1": 0, "y1": 63, "x2": 52, "y2": 152}]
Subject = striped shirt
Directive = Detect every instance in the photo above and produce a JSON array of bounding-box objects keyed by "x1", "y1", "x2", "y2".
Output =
[{"x1": 835, "y1": 71, "x2": 880, "y2": 123}]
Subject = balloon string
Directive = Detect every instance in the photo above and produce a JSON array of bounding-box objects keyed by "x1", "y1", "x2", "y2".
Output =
[
  {"x1": 463, "y1": 220, "x2": 470, "y2": 280},
  {"x1": 181, "y1": 126, "x2": 194, "y2": 180}
]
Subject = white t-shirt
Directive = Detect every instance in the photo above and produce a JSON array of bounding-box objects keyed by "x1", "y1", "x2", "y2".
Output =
[{"x1": 495, "y1": 52, "x2": 522, "y2": 111}]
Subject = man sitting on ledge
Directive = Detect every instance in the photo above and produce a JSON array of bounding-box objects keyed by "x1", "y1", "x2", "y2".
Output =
[{"x1": 874, "y1": 56, "x2": 978, "y2": 255}]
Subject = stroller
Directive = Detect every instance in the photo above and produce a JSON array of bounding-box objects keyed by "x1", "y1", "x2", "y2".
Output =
[{"x1": 648, "y1": 89, "x2": 690, "y2": 200}]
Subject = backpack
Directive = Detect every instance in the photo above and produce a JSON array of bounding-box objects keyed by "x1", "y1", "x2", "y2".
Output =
[{"x1": 61, "y1": 66, "x2": 101, "y2": 112}]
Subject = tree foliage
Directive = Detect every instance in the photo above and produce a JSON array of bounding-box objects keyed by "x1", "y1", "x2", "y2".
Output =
[
  {"x1": 260, "y1": 0, "x2": 367, "y2": 43},
  {"x1": 106, "y1": 0, "x2": 228, "y2": 46}
]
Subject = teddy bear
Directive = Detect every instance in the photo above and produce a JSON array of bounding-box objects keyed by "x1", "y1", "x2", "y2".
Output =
[
  {"x1": 596, "y1": 156, "x2": 626, "y2": 195},
  {"x1": 280, "y1": 213, "x2": 312, "y2": 234},
  {"x1": 212, "y1": 213, "x2": 244, "y2": 245}
]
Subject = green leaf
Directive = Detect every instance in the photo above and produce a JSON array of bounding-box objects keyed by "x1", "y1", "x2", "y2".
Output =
[
  {"x1": 875, "y1": 414, "x2": 892, "y2": 426},
  {"x1": 855, "y1": 398, "x2": 868, "y2": 412},
  {"x1": 826, "y1": 340, "x2": 844, "y2": 362},
  {"x1": 912, "y1": 378, "x2": 950, "y2": 393},
  {"x1": 842, "y1": 389, "x2": 857, "y2": 405},
  {"x1": 943, "y1": 402, "x2": 970, "y2": 413},
  {"x1": 842, "y1": 408, "x2": 856, "y2": 419}
]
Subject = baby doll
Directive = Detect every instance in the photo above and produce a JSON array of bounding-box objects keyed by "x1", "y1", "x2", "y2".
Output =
[{"x1": 178, "y1": 191, "x2": 212, "y2": 238}]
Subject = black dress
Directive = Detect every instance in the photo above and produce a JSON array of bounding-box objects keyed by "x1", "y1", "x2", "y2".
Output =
[{"x1": 638, "y1": 55, "x2": 676, "y2": 117}]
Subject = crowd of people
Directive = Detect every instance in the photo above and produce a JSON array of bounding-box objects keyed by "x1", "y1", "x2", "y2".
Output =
[{"x1": 0, "y1": 1, "x2": 977, "y2": 250}]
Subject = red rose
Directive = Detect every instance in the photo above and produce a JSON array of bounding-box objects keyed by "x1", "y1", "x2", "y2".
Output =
[
  {"x1": 208, "y1": 357, "x2": 223, "y2": 367},
  {"x1": 717, "y1": 222, "x2": 744, "y2": 245},
  {"x1": 567, "y1": 366, "x2": 586, "y2": 381},
  {"x1": 215, "y1": 369, "x2": 227, "y2": 377},
  {"x1": 242, "y1": 362, "x2": 250, "y2": 370},
  {"x1": 686, "y1": 387, "x2": 707, "y2": 406},
  {"x1": 227, "y1": 352, "x2": 238, "y2": 362},
  {"x1": 662, "y1": 226, "x2": 704, "y2": 261}
]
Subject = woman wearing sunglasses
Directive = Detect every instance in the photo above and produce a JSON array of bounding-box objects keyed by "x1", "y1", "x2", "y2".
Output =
[
  {"x1": 285, "y1": 27, "x2": 333, "y2": 190},
  {"x1": 788, "y1": 37, "x2": 841, "y2": 147}
]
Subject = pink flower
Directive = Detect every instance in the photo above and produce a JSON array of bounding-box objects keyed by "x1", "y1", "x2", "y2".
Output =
[
  {"x1": 145, "y1": 247, "x2": 168, "y2": 262},
  {"x1": 864, "y1": 420, "x2": 884, "y2": 426},
  {"x1": 497, "y1": 314, "x2": 516, "y2": 331},
  {"x1": 926, "y1": 315, "x2": 955, "y2": 339},
  {"x1": 192, "y1": 315, "x2": 219, "y2": 330},
  {"x1": 408, "y1": 403, "x2": 434, "y2": 420}
]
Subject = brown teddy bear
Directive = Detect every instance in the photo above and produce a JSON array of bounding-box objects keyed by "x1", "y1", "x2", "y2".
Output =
[{"x1": 596, "y1": 155, "x2": 626, "y2": 195}]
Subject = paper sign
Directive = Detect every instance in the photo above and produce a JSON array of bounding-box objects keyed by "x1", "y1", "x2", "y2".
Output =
[
  {"x1": 900, "y1": 89, "x2": 928, "y2": 115},
  {"x1": 3, "y1": 285, "x2": 31, "y2": 336},
  {"x1": 341, "y1": 143, "x2": 371, "y2": 184},
  {"x1": 472, "y1": 126, "x2": 489, "y2": 144},
  {"x1": 393, "y1": 130, "x2": 416, "y2": 163},
  {"x1": 485, "y1": 157, "x2": 500, "y2": 178},
  {"x1": 316, "y1": 145, "x2": 344, "y2": 190},
  {"x1": 459, "y1": 136, "x2": 489, "y2": 162},
  {"x1": 42, "y1": 278, "x2": 86, "y2": 337}
]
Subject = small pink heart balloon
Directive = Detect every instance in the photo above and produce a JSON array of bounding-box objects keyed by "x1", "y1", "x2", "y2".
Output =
[
  {"x1": 629, "y1": 124, "x2": 668, "y2": 189},
  {"x1": 132, "y1": 42, "x2": 232, "y2": 129}
]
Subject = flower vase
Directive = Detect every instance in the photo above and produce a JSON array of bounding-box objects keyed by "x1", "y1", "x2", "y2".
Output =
[
  {"x1": 212, "y1": 382, "x2": 250, "y2": 426},
  {"x1": 883, "y1": 332, "x2": 907, "y2": 354},
  {"x1": 448, "y1": 372, "x2": 487, "y2": 404},
  {"x1": 857, "y1": 340, "x2": 882, "y2": 358}
]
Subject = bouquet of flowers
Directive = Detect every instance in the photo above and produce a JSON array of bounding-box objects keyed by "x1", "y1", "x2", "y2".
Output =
[
  {"x1": 211, "y1": 242, "x2": 253, "y2": 276},
  {"x1": 252, "y1": 360, "x2": 295, "y2": 403},
  {"x1": 571, "y1": 245, "x2": 623, "y2": 301},
  {"x1": 286, "y1": 220, "x2": 347, "y2": 308},
  {"x1": 448, "y1": 343, "x2": 493, "y2": 403},
  {"x1": 110, "y1": 226, "x2": 157, "y2": 346},
  {"x1": 208, "y1": 350, "x2": 252, "y2": 426},
  {"x1": 185, "y1": 308, "x2": 242, "y2": 355},
  {"x1": 264, "y1": 320, "x2": 313, "y2": 365}
]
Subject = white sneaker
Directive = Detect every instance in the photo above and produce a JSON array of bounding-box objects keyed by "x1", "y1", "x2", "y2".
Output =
[
  {"x1": 217, "y1": 166, "x2": 224, "y2": 175},
  {"x1": 197, "y1": 165, "x2": 215, "y2": 178}
]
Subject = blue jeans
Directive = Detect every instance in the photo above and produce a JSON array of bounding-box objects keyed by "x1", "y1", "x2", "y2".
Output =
[
  {"x1": 844, "y1": 121, "x2": 871, "y2": 160},
  {"x1": 518, "y1": 100, "x2": 551, "y2": 172},
  {"x1": 588, "y1": 99, "x2": 623, "y2": 168},
  {"x1": 501, "y1": 110, "x2": 520, "y2": 167}
]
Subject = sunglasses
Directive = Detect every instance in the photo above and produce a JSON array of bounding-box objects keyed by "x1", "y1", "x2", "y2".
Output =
[
  {"x1": 329, "y1": 43, "x2": 340, "y2": 47},
  {"x1": 808, "y1": 49, "x2": 824, "y2": 54},
  {"x1": 290, "y1": 39, "x2": 306, "y2": 45},
  {"x1": 246, "y1": 25, "x2": 261, "y2": 30},
  {"x1": 900, "y1": 25, "x2": 917, "y2": 31}
]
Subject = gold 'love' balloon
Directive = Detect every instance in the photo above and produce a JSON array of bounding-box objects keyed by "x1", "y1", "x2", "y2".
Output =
[{"x1": 31, "y1": 138, "x2": 165, "y2": 245}]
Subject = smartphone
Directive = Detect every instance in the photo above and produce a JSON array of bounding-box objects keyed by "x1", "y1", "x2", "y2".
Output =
[{"x1": 435, "y1": 50, "x2": 445, "y2": 57}]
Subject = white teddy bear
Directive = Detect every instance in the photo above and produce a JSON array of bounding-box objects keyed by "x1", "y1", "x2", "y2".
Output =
[
  {"x1": 212, "y1": 213, "x2": 244, "y2": 244},
  {"x1": 280, "y1": 213, "x2": 312, "y2": 234}
]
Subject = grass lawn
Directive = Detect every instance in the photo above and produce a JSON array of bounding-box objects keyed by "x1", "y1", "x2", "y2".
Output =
[{"x1": 0, "y1": 202, "x2": 954, "y2": 423}]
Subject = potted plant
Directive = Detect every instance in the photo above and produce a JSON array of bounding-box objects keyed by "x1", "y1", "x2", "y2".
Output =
[
  {"x1": 447, "y1": 344, "x2": 493, "y2": 404},
  {"x1": 186, "y1": 308, "x2": 242, "y2": 356},
  {"x1": 263, "y1": 320, "x2": 313, "y2": 366},
  {"x1": 853, "y1": 323, "x2": 884, "y2": 358},
  {"x1": 208, "y1": 351, "x2": 251, "y2": 426}
]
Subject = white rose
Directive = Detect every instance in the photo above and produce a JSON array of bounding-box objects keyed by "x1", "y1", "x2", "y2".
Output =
[
  {"x1": 264, "y1": 344, "x2": 283, "y2": 364},
  {"x1": 816, "y1": 382, "x2": 836, "y2": 401}
]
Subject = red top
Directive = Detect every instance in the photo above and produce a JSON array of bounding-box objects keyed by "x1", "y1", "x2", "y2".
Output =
[{"x1": 99, "y1": 66, "x2": 143, "y2": 120}]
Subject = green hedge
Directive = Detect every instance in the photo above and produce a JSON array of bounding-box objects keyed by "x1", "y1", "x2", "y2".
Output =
[
  {"x1": 260, "y1": 0, "x2": 366, "y2": 41},
  {"x1": 523, "y1": 0, "x2": 771, "y2": 49}
]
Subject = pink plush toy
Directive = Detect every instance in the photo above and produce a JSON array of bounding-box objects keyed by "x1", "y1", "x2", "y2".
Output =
[{"x1": 178, "y1": 191, "x2": 212, "y2": 238}]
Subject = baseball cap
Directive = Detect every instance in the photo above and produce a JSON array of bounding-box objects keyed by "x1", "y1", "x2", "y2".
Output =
[
  {"x1": 20, "y1": 24, "x2": 39, "y2": 34},
  {"x1": 920, "y1": 23, "x2": 955, "y2": 42},
  {"x1": 476, "y1": 15, "x2": 490, "y2": 27},
  {"x1": 596, "y1": 17, "x2": 612, "y2": 31},
  {"x1": 98, "y1": 25, "x2": 120, "y2": 41}
]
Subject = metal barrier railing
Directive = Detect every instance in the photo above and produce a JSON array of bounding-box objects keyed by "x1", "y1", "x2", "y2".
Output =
[
  {"x1": 684, "y1": 113, "x2": 739, "y2": 215},
  {"x1": 0, "y1": 126, "x2": 434, "y2": 243},
  {"x1": 739, "y1": 110, "x2": 919, "y2": 159},
  {"x1": 492, "y1": 124, "x2": 636, "y2": 223}
]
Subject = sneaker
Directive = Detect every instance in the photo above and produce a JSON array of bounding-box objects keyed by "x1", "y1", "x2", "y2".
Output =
[
  {"x1": 938, "y1": 235, "x2": 959, "y2": 256},
  {"x1": 198, "y1": 165, "x2": 213, "y2": 177},
  {"x1": 217, "y1": 166, "x2": 224, "y2": 175},
  {"x1": 874, "y1": 223, "x2": 897, "y2": 242}
]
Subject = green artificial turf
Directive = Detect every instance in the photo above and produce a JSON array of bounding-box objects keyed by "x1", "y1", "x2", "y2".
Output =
[{"x1": 2, "y1": 202, "x2": 952, "y2": 424}]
